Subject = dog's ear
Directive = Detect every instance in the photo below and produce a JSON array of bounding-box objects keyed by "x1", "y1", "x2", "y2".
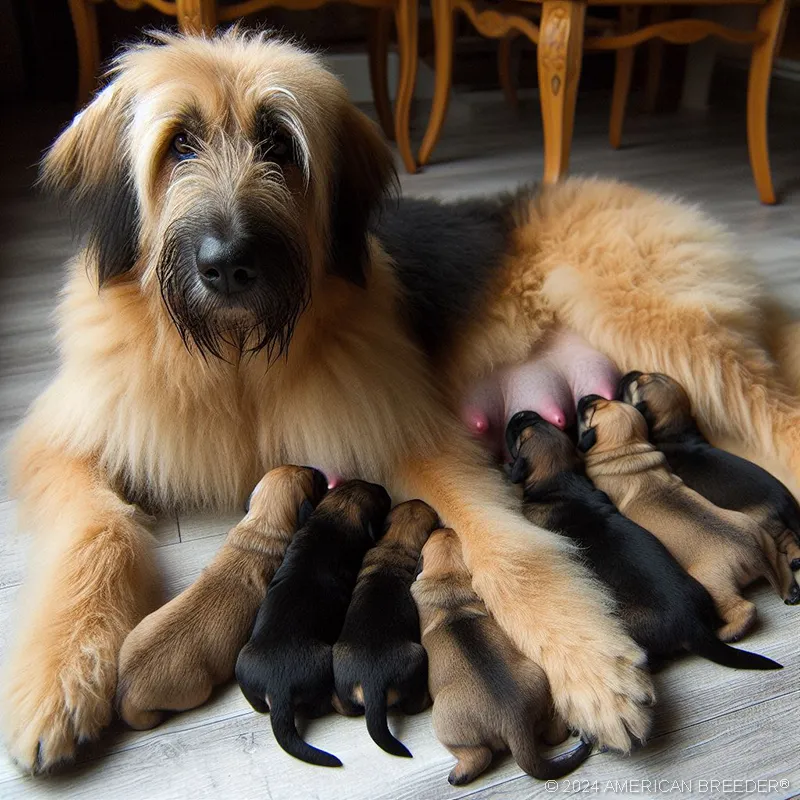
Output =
[
  {"x1": 328, "y1": 105, "x2": 397, "y2": 287},
  {"x1": 510, "y1": 456, "x2": 528, "y2": 484},
  {"x1": 40, "y1": 83, "x2": 140, "y2": 286},
  {"x1": 577, "y1": 427, "x2": 597, "y2": 453},
  {"x1": 298, "y1": 499, "x2": 316, "y2": 528}
]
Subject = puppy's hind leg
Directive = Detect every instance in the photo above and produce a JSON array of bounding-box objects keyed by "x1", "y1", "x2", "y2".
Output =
[
  {"x1": 713, "y1": 591, "x2": 758, "y2": 642},
  {"x1": 447, "y1": 745, "x2": 494, "y2": 786}
]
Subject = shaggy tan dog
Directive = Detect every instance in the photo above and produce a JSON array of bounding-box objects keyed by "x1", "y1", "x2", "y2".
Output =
[{"x1": 5, "y1": 29, "x2": 800, "y2": 773}]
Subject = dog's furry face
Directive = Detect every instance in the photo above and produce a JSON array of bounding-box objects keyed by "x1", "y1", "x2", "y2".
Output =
[
  {"x1": 620, "y1": 372, "x2": 694, "y2": 437},
  {"x1": 577, "y1": 397, "x2": 650, "y2": 454},
  {"x1": 42, "y1": 31, "x2": 396, "y2": 359}
]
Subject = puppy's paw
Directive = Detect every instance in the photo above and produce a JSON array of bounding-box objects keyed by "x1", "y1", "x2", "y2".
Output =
[{"x1": 2, "y1": 625, "x2": 119, "y2": 773}]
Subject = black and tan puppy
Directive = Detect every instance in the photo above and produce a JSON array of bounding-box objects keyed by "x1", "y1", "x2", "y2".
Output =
[
  {"x1": 412, "y1": 528, "x2": 592, "y2": 785},
  {"x1": 117, "y1": 465, "x2": 328, "y2": 729},
  {"x1": 578, "y1": 397, "x2": 800, "y2": 641},
  {"x1": 235, "y1": 480, "x2": 391, "y2": 767},
  {"x1": 506, "y1": 412, "x2": 781, "y2": 671},
  {"x1": 620, "y1": 371, "x2": 800, "y2": 570},
  {"x1": 333, "y1": 500, "x2": 439, "y2": 757}
]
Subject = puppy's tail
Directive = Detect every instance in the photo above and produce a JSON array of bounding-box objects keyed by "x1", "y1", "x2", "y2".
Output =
[
  {"x1": 364, "y1": 683, "x2": 412, "y2": 758},
  {"x1": 690, "y1": 629, "x2": 783, "y2": 671},
  {"x1": 509, "y1": 732, "x2": 593, "y2": 781},
  {"x1": 269, "y1": 695, "x2": 342, "y2": 767}
]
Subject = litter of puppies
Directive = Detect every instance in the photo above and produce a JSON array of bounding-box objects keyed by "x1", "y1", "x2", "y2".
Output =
[{"x1": 118, "y1": 372, "x2": 793, "y2": 783}]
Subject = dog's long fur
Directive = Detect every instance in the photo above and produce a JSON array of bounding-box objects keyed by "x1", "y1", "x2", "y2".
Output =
[
  {"x1": 116, "y1": 465, "x2": 327, "y2": 730},
  {"x1": 7, "y1": 28, "x2": 800, "y2": 773}
]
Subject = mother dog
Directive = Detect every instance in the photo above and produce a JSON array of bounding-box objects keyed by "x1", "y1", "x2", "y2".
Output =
[{"x1": 5, "y1": 29, "x2": 800, "y2": 773}]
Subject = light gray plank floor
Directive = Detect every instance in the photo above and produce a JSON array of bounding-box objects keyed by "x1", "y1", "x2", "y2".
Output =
[{"x1": 1, "y1": 91, "x2": 799, "y2": 799}]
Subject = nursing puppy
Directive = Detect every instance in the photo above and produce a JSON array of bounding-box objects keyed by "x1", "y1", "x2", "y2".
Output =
[
  {"x1": 506, "y1": 412, "x2": 781, "y2": 670},
  {"x1": 333, "y1": 500, "x2": 439, "y2": 756},
  {"x1": 235, "y1": 480, "x2": 390, "y2": 767},
  {"x1": 116, "y1": 466, "x2": 327, "y2": 729},
  {"x1": 620, "y1": 371, "x2": 800, "y2": 569},
  {"x1": 578, "y1": 398, "x2": 800, "y2": 641},
  {"x1": 412, "y1": 528, "x2": 592, "y2": 785}
]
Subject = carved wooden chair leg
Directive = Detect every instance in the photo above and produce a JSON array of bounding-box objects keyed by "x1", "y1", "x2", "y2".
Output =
[
  {"x1": 368, "y1": 8, "x2": 396, "y2": 140},
  {"x1": 418, "y1": 0, "x2": 453, "y2": 166},
  {"x1": 68, "y1": 0, "x2": 101, "y2": 107},
  {"x1": 537, "y1": 0, "x2": 586, "y2": 183},
  {"x1": 176, "y1": 0, "x2": 218, "y2": 33},
  {"x1": 609, "y1": 5, "x2": 640, "y2": 149},
  {"x1": 498, "y1": 34, "x2": 520, "y2": 109},
  {"x1": 747, "y1": 0, "x2": 789, "y2": 204},
  {"x1": 394, "y1": 0, "x2": 420, "y2": 172},
  {"x1": 644, "y1": 5, "x2": 668, "y2": 112}
]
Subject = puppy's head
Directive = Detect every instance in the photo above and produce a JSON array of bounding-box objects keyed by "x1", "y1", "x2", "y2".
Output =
[
  {"x1": 576, "y1": 396, "x2": 650, "y2": 455},
  {"x1": 42, "y1": 30, "x2": 396, "y2": 359},
  {"x1": 505, "y1": 411, "x2": 581, "y2": 487},
  {"x1": 246, "y1": 465, "x2": 328, "y2": 528},
  {"x1": 316, "y1": 479, "x2": 392, "y2": 540},
  {"x1": 417, "y1": 528, "x2": 468, "y2": 581},
  {"x1": 619, "y1": 371, "x2": 694, "y2": 438},
  {"x1": 383, "y1": 500, "x2": 440, "y2": 548}
]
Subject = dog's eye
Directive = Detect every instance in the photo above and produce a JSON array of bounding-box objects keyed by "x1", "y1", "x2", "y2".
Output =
[
  {"x1": 171, "y1": 132, "x2": 196, "y2": 160},
  {"x1": 259, "y1": 131, "x2": 294, "y2": 166}
]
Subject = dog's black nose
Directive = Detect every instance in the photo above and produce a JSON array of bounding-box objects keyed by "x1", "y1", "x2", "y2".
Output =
[{"x1": 197, "y1": 235, "x2": 258, "y2": 295}]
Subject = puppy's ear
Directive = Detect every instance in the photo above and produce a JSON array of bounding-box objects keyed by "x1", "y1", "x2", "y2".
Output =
[
  {"x1": 509, "y1": 457, "x2": 528, "y2": 485},
  {"x1": 577, "y1": 427, "x2": 597, "y2": 453},
  {"x1": 298, "y1": 499, "x2": 316, "y2": 528},
  {"x1": 328, "y1": 105, "x2": 397, "y2": 287},
  {"x1": 40, "y1": 83, "x2": 140, "y2": 286}
]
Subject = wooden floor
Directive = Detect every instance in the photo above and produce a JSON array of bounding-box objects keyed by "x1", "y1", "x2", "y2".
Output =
[{"x1": 1, "y1": 93, "x2": 800, "y2": 800}]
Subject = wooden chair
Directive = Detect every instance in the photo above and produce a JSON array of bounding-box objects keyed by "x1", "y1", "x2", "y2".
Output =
[
  {"x1": 67, "y1": 0, "x2": 420, "y2": 172},
  {"x1": 417, "y1": 0, "x2": 790, "y2": 203}
]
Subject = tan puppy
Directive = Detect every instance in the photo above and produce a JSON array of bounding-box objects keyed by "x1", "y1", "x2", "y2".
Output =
[
  {"x1": 412, "y1": 529, "x2": 592, "y2": 785},
  {"x1": 117, "y1": 466, "x2": 327, "y2": 729},
  {"x1": 578, "y1": 398, "x2": 799, "y2": 641}
]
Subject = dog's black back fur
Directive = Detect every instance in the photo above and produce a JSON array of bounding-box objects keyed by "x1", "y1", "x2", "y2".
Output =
[
  {"x1": 235, "y1": 480, "x2": 391, "y2": 767},
  {"x1": 509, "y1": 421, "x2": 781, "y2": 671},
  {"x1": 375, "y1": 194, "x2": 517, "y2": 360},
  {"x1": 644, "y1": 421, "x2": 800, "y2": 568}
]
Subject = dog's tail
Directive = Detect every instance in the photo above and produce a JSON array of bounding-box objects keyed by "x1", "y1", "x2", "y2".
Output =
[
  {"x1": 508, "y1": 730, "x2": 593, "y2": 781},
  {"x1": 364, "y1": 683, "x2": 412, "y2": 758},
  {"x1": 690, "y1": 628, "x2": 783, "y2": 671},
  {"x1": 269, "y1": 694, "x2": 342, "y2": 767}
]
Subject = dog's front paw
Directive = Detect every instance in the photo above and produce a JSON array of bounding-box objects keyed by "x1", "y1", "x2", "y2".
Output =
[
  {"x1": 472, "y1": 545, "x2": 654, "y2": 753},
  {"x1": 2, "y1": 624, "x2": 120, "y2": 772},
  {"x1": 543, "y1": 623, "x2": 654, "y2": 753}
]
